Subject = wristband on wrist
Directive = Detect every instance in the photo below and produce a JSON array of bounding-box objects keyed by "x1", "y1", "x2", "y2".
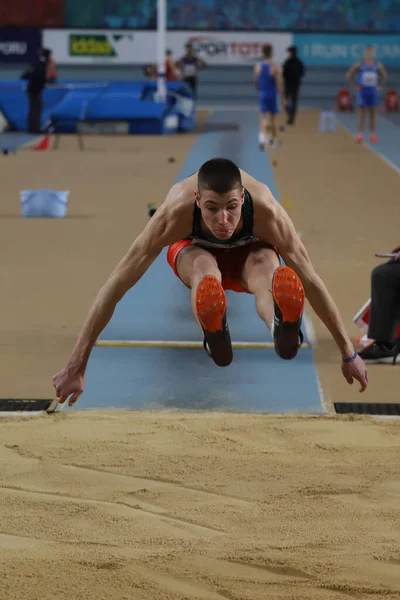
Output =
[{"x1": 342, "y1": 351, "x2": 357, "y2": 364}]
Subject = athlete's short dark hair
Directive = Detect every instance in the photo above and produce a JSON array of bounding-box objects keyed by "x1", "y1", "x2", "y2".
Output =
[
  {"x1": 262, "y1": 44, "x2": 273, "y2": 58},
  {"x1": 197, "y1": 158, "x2": 242, "y2": 194}
]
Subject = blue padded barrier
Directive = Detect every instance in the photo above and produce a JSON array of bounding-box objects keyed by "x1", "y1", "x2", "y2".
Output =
[{"x1": 0, "y1": 80, "x2": 195, "y2": 135}]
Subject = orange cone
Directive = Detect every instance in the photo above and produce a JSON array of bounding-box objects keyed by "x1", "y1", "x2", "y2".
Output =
[{"x1": 32, "y1": 135, "x2": 50, "y2": 151}]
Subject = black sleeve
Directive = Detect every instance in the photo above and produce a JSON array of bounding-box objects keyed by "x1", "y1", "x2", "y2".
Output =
[{"x1": 21, "y1": 64, "x2": 32, "y2": 80}]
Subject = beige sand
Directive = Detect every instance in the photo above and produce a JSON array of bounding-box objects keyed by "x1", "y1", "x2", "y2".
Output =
[{"x1": 0, "y1": 411, "x2": 399, "y2": 600}]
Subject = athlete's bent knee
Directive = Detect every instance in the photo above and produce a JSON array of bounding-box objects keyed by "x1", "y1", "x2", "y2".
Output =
[
  {"x1": 246, "y1": 247, "x2": 279, "y2": 270},
  {"x1": 177, "y1": 246, "x2": 220, "y2": 287},
  {"x1": 191, "y1": 253, "x2": 221, "y2": 284}
]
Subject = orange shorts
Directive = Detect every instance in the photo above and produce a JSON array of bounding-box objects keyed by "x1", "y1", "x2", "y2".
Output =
[{"x1": 167, "y1": 240, "x2": 279, "y2": 293}]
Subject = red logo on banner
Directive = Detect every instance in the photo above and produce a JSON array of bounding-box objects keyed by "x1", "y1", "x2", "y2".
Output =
[{"x1": 188, "y1": 36, "x2": 264, "y2": 59}]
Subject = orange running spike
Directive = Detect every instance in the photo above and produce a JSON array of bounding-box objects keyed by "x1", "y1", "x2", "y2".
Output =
[
  {"x1": 272, "y1": 266, "x2": 305, "y2": 323},
  {"x1": 195, "y1": 275, "x2": 226, "y2": 333}
]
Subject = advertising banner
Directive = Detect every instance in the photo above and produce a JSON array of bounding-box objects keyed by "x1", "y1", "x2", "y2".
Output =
[
  {"x1": 294, "y1": 34, "x2": 400, "y2": 66},
  {"x1": 43, "y1": 29, "x2": 154, "y2": 64},
  {"x1": 168, "y1": 32, "x2": 293, "y2": 65},
  {"x1": 0, "y1": 28, "x2": 42, "y2": 63},
  {"x1": 43, "y1": 29, "x2": 293, "y2": 65}
]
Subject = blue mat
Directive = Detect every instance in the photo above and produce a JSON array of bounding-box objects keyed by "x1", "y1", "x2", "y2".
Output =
[{"x1": 0, "y1": 80, "x2": 196, "y2": 133}]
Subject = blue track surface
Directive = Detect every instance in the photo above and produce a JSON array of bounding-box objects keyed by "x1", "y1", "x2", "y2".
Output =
[
  {"x1": 81, "y1": 109, "x2": 323, "y2": 414},
  {"x1": 0, "y1": 132, "x2": 43, "y2": 152}
]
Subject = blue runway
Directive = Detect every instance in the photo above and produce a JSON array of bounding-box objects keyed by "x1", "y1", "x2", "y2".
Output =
[{"x1": 81, "y1": 110, "x2": 324, "y2": 414}]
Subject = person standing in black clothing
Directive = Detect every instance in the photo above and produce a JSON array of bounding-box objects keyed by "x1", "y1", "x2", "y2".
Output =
[
  {"x1": 282, "y1": 46, "x2": 305, "y2": 125},
  {"x1": 358, "y1": 249, "x2": 400, "y2": 364},
  {"x1": 21, "y1": 49, "x2": 48, "y2": 133},
  {"x1": 177, "y1": 43, "x2": 207, "y2": 100}
]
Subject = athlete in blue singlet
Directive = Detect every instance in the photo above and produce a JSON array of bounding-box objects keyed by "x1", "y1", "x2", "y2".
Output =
[
  {"x1": 254, "y1": 44, "x2": 286, "y2": 150},
  {"x1": 346, "y1": 46, "x2": 387, "y2": 143}
]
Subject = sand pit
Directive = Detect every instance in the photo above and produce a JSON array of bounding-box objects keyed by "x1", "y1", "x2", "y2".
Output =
[{"x1": 0, "y1": 411, "x2": 399, "y2": 600}]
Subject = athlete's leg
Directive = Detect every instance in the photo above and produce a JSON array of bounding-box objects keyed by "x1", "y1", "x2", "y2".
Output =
[
  {"x1": 368, "y1": 105, "x2": 378, "y2": 141},
  {"x1": 259, "y1": 112, "x2": 269, "y2": 133},
  {"x1": 240, "y1": 245, "x2": 305, "y2": 359},
  {"x1": 357, "y1": 106, "x2": 365, "y2": 141},
  {"x1": 270, "y1": 113, "x2": 278, "y2": 144},
  {"x1": 176, "y1": 245, "x2": 232, "y2": 366},
  {"x1": 240, "y1": 246, "x2": 280, "y2": 330},
  {"x1": 259, "y1": 111, "x2": 269, "y2": 149},
  {"x1": 259, "y1": 92, "x2": 273, "y2": 149},
  {"x1": 176, "y1": 245, "x2": 219, "y2": 319},
  {"x1": 268, "y1": 94, "x2": 280, "y2": 147}
]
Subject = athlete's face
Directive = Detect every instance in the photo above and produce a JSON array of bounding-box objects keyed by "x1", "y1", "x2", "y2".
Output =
[
  {"x1": 364, "y1": 47, "x2": 375, "y2": 62},
  {"x1": 196, "y1": 187, "x2": 244, "y2": 240}
]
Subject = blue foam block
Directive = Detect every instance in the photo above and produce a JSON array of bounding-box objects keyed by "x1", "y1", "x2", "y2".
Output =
[{"x1": 20, "y1": 189, "x2": 69, "y2": 218}]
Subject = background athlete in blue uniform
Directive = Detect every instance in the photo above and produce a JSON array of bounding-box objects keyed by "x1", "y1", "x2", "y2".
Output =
[
  {"x1": 254, "y1": 44, "x2": 286, "y2": 150},
  {"x1": 346, "y1": 46, "x2": 387, "y2": 143}
]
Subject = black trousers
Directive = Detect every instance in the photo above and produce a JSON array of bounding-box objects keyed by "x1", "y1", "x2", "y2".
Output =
[
  {"x1": 183, "y1": 76, "x2": 198, "y2": 99},
  {"x1": 284, "y1": 83, "x2": 300, "y2": 124},
  {"x1": 27, "y1": 92, "x2": 43, "y2": 133},
  {"x1": 368, "y1": 261, "x2": 400, "y2": 342}
]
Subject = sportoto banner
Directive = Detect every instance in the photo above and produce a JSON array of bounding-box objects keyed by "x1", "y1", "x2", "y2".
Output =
[
  {"x1": 0, "y1": 28, "x2": 42, "y2": 63},
  {"x1": 294, "y1": 34, "x2": 400, "y2": 66},
  {"x1": 43, "y1": 29, "x2": 293, "y2": 65},
  {"x1": 167, "y1": 32, "x2": 293, "y2": 65}
]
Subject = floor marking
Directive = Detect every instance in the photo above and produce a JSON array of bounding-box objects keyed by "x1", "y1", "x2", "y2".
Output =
[
  {"x1": 0, "y1": 412, "x2": 47, "y2": 418},
  {"x1": 0, "y1": 397, "x2": 61, "y2": 417},
  {"x1": 334, "y1": 402, "x2": 400, "y2": 416},
  {"x1": 96, "y1": 340, "x2": 310, "y2": 349},
  {"x1": 198, "y1": 104, "x2": 259, "y2": 111}
]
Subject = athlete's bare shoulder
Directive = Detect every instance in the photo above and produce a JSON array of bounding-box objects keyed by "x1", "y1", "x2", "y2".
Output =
[
  {"x1": 138, "y1": 173, "x2": 196, "y2": 250},
  {"x1": 239, "y1": 168, "x2": 283, "y2": 237},
  {"x1": 240, "y1": 169, "x2": 277, "y2": 209},
  {"x1": 271, "y1": 62, "x2": 281, "y2": 75},
  {"x1": 240, "y1": 168, "x2": 265, "y2": 195},
  {"x1": 348, "y1": 61, "x2": 361, "y2": 72},
  {"x1": 159, "y1": 172, "x2": 194, "y2": 208}
]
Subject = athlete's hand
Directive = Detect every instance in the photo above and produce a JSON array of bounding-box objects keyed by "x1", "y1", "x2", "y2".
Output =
[
  {"x1": 341, "y1": 354, "x2": 368, "y2": 392},
  {"x1": 391, "y1": 246, "x2": 400, "y2": 260},
  {"x1": 52, "y1": 366, "x2": 84, "y2": 407}
]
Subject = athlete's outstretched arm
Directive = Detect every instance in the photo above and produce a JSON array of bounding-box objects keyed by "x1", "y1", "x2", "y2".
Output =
[
  {"x1": 52, "y1": 184, "x2": 189, "y2": 406},
  {"x1": 377, "y1": 61, "x2": 388, "y2": 89},
  {"x1": 252, "y1": 188, "x2": 368, "y2": 392},
  {"x1": 346, "y1": 62, "x2": 360, "y2": 90},
  {"x1": 253, "y1": 63, "x2": 261, "y2": 90}
]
